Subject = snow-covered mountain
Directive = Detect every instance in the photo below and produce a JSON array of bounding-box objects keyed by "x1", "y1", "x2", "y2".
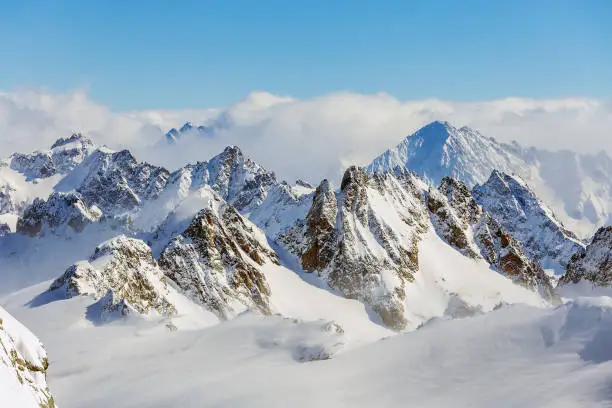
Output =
[
  {"x1": 0, "y1": 133, "x2": 95, "y2": 230},
  {"x1": 2, "y1": 137, "x2": 556, "y2": 330},
  {"x1": 559, "y1": 226, "x2": 612, "y2": 288},
  {"x1": 278, "y1": 166, "x2": 549, "y2": 330},
  {"x1": 17, "y1": 192, "x2": 102, "y2": 237},
  {"x1": 46, "y1": 235, "x2": 200, "y2": 325},
  {"x1": 428, "y1": 176, "x2": 557, "y2": 300},
  {"x1": 473, "y1": 170, "x2": 584, "y2": 274},
  {"x1": 165, "y1": 121, "x2": 212, "y2": 143},
  {"x1": 367, "y1": 121, "x2": 612, "y2": 237},
  {"x1": 2, "y1": 129, "x2": 612, "y2": 407},
  {"x1": 0, "y1": 307, "x2": 56, "y2": 408}
]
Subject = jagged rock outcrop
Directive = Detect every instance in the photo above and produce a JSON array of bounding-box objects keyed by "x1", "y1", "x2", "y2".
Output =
[
  {"x1": 204, "y1": 146, "x2": 277, "y2": 212},
  {"x1": 559, "y1": 226, "x2": 612, "y2": 286},
  {"x1": 9, "y1": 133, "x2": 95, "y2": 180},
  {"x1": 17, "y1": 192, "x2": 102, "y2": 236},
  {"x1": 280, "y1": 167, "x2": 429, "y2": 330},
  {"x1": 158, "y1": 204, "x2": 279, "y2": 320},
  {"x1": 56, "y1": 148, "x2": 169, "y2": 214},
  {"x1": 134, "y1": 145, "x2": 286, "y2": 236},
  {"x1": 299, "y1": 179, "x2": 338, "y2": 272},
  {"x1": 0, "y1": 134, "x2": 96, "y2": 218},
  {"x1": 48, "y1": 236, "x2": 178, "y2": 321},
  {"x1": 4, "y1": 142, "x2": 286, "y2": 240},
  {"x1": 473, "y1": 170, "x2": 584, "y2": 273},
  {"x1": 0, "y1": 307, "x2": 56, "y2": 408},
  {"x1": 428, "y1": 176, "x2": 558, "y2": 301}
]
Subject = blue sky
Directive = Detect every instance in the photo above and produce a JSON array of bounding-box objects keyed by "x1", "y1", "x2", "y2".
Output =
[{"x1": 0, "y1": 0, "x2": 610, "y2": 109}]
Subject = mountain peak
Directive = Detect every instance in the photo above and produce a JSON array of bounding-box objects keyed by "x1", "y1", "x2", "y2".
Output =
[
  {"x1": 179, "y1": 122, "x2": 194, "y2": 132},
  {"x1": 421, "y1": 120, "x2": 454, "y2": 132},
  {"x1": 340, "y1": 165, "x2": 368, "y2": 190},
  {"x1": 165, "y1": 122, "x2": 212, "y2": 143},
  {"x1": 50, "y1": 132, "x2": 94, "y2": 150},
  {"x1": 222, "y1": 145, "x2": 242, "y2": 156}
]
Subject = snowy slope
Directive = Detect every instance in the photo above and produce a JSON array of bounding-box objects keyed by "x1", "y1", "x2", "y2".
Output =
[
  {"x1": 3, "y1": 284, "x2": 612, "y2": 408},
  {"x1": 0, "y1": 307, "x2": 56, "y2": 408},
  {"x1": 367, "y1": 120, "x2": 612, "y2": 237},
  {"x1": 2, "y1": 131, "x2": 612, "y2": 407}
]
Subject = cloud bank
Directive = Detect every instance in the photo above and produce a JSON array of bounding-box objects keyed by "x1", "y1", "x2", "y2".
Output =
[{"x1": 0, "y1": 88, "x2": 611, "y2": 185}]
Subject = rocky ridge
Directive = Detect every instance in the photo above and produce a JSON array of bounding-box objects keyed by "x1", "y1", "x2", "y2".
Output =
[
  {"x1": 559, "y1": 226, "x2": 612, "y2": 287},
  {"x1": 17, "y1": 192, "x2": 102, "y2": 236},
  {"x1": 48, "y1": 236, "x2": 180, "y2": 322},
  {"x1": 158, "y1": 204, "x2": 279, "y2": 319},
  {"x1": 473, "y1": 170, "x2": 584, "y2": 274},
  {"x1": 428, "y1": 177, "x2": 557, "y2": 301}
]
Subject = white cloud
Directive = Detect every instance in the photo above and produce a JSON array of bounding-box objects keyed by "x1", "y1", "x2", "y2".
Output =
[{"x1": 1, "y1": 88, "x2": 611, "y2": 186}]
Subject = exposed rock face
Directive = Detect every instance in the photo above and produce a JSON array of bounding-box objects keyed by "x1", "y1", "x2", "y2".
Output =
[
  {"x1": 429, "y1": 176, "x2": 558, "y2": 301},
  {"x1": 559, "y1": 226, "x2": 612, "y2": 286},
  {"x1": 0, "y1": 134, "x2": 96, "y2": 219},
  {"x1": 4, "y1": 143, "x2": 285, "y2": 240},
  {"x1": 473, "y1": 170, "x2": 584, "y2": 273},
  {"x1": 158, "y1": 204, "x2": 279, "y2": 319},
  {"x1": 427, "y1": 178, "x2": 482, "y2": 259},
  {"x1": 0, "y1": 307, "x2": 56, "y2": 408},
  {"x1": 204, "y1": 146, "x2": 278, "y2": 212},
  {"x1": 162, "y1": 145, "x2": 277, "y2": 214},
  {"x1": 56, "y1": 149, "x2": 170, "y2": 214},
  {"x1": 300, "y1": 180, "x2": 337, "y2": 272},
  {"x1": 9, "y1": 133, "x2": 95, "y2": 180},
  {"x1": 133, "y1": 145, "x2": 285, "y2": 236},
  {"x1": 280, "y1": 167, "x2": 429, "y2": 330},
  {"x1": 49, "y1": 236, "x2": 178, "y2": 320},
  {"x1": 17, "y1": 192, "x2": 102, "y2": 236}
]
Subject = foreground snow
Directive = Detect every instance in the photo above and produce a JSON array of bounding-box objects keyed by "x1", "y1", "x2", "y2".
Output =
[
  {"x1": 0, "y1": 307, "x2": 55, "y2": 408},
  {"x1": 3, "y1": 284, "x2": 612, "y2": 407}
]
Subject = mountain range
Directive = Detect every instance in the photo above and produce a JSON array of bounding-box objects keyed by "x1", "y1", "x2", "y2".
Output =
[{"x1": 1, "y1": 121, "x2": 612, "y2": 407}]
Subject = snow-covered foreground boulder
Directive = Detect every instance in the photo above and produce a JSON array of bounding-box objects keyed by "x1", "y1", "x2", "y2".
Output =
[{"x1": 0, "y1": 307, "x2": 56, "y2": 408}]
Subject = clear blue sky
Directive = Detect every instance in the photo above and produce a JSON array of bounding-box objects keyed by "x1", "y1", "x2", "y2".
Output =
[{"x1": 0, "y1": 0, "x2": 610, "y2": 110}]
